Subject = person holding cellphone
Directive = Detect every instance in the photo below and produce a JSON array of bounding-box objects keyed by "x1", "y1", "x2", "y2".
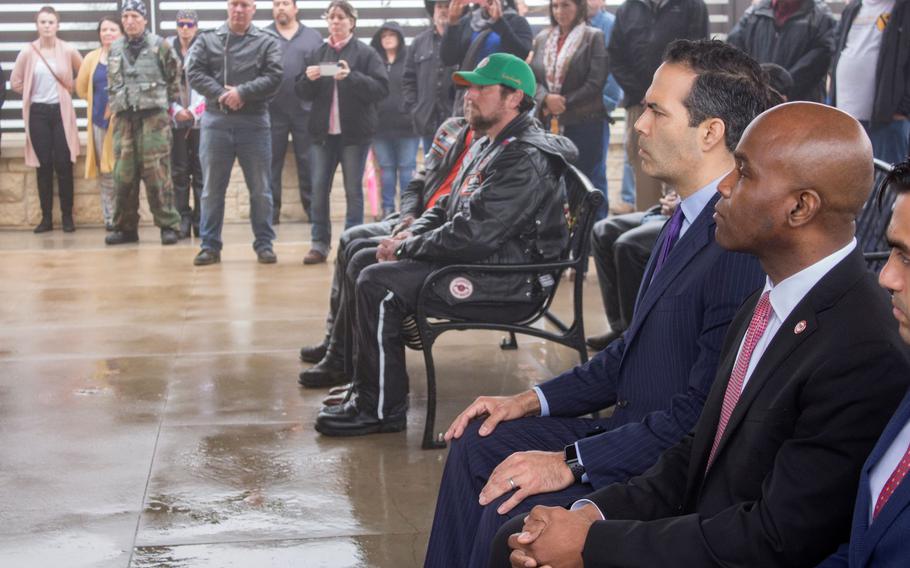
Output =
[{"x1": 295, "y1": 0, "x2": 389, "y2": 265}]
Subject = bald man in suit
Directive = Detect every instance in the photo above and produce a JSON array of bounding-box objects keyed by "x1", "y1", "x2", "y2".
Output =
[{"x1": 495, "y1": 104, "x2": 910, "y2": 568}]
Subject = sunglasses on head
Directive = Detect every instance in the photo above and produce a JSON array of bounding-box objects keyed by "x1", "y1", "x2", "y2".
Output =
[{"x1": 176, "y1": 21, "x2": 196, "y2": 28}]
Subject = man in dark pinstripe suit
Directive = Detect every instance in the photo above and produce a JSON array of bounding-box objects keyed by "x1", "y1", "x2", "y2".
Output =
[{"x1": 424, "y1": 40, "x2": 774, "y2": 567}]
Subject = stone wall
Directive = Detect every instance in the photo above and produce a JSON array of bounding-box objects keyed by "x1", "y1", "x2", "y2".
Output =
[
  {"x1": 0, "y1": 133, "x2": 311, "y2": 229},
  {"x1": 1, "y1": 124, "x2": 628, "y2": 229}
]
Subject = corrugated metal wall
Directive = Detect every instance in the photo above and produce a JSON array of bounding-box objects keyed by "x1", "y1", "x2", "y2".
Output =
[{"x1": 0, "y1": 0, "x2": 844, "y2": 135}]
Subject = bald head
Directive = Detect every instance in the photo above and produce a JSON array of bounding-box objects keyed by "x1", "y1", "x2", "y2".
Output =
[
  {"x1": 750, "y1": 102, "x2": 873, "y2": 222},
  {"x1": 715, "y1": 102, "x2": 874, "y2": 282}
]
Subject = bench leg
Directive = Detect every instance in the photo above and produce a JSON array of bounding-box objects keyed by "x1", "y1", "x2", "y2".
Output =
[{"x1": 422, "y1": 343, "x2": 447, "y2": 450}]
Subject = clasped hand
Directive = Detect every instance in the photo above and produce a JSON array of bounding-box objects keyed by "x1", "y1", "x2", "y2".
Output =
[
  {"x1": 376, "y1": 231, "x2": 411, "y2": 262},
  {"x1": 218, "y1": 85, "x2": 244, "y2": 111},
  {"x1": 508, "y1": 505, "x2": 599, "y2": 568}
]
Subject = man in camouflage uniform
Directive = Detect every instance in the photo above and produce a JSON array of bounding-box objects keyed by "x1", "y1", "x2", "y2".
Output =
[{"x1": 105, "y1": 0, "x2": 182, "y2": 245}]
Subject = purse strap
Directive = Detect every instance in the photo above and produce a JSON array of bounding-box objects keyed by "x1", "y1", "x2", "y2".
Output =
[{"x1": 30, "y1": 43, "x2": 69, "y2": 91}]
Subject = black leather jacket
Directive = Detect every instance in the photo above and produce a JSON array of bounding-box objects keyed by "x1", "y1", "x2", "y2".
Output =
[
  {"x1": 186, "y1": 23, "x2": 283, "y2": 116},
  {"x1": 399, "y1": 117, "x2": 470, "y2": 221},
  {"x1": 398, "y1": 113, "x2": 577, "y2": 304}
]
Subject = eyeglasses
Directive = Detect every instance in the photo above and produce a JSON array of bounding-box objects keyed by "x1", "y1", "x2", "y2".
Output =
[{"x1": 176, "y1": 21, "x2": 196, "y2": 28}]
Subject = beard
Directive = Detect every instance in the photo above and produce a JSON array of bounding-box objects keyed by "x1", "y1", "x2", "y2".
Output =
[
  {"x1": 276, "y1": 13, "x2": 290, "y2": 25},
  {"x1": 467, "y1": 104, "x2": 498, "y2": 134}
]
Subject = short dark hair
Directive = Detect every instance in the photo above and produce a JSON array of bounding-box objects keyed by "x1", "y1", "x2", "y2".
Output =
[
  {"x1": 663, "y1": 39, "x2": 773, "y2": 152},
  {"x1": 36, "y1": 5, "x2": 58, "y2": 22},
  {"x1": 885, "y1": 159, "x2": 910, "y2": 196},
  {"x1": 97, "y1": 15, "x2": 124, "y2": 37},
  {"x1": 548, "y1": 0, "x2": 587, "y2": 29},
  {"x1": 500, "y1": 85, "x2": 536, "y2": 114},
  {"x1": 760, "y1": 63, "x2": 793, "y2": 101}
]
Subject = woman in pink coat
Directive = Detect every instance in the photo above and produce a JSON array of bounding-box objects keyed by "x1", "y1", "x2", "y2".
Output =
[{"x1": 11, "y1": 6, "x2": 83, "y2": 233}]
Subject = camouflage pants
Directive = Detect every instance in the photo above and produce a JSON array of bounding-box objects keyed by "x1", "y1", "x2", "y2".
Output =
[{"x1": 112, "y1": 110, "x2": 180, "y2": 231}]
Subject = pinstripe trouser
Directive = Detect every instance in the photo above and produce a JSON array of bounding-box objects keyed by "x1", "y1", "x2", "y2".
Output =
[{"x1": 424, "y1": 417, "x2": 607, "y2": 568}]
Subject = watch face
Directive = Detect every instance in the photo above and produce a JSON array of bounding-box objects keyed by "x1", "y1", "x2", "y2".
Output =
[{"x1": 564, "y1": 443, "x2": 578, "y2": 462}]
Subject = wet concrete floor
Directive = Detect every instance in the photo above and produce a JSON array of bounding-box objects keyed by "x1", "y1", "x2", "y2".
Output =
[{"x1": 0, "y1": 222, "x2": 606, "y2": 567}]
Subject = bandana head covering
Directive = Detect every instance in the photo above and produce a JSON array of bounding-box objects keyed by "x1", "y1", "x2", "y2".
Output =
[
  {"x1": 175, "y1": 9, "x2": 198, "y2": 23},
  {"x1": 121, "y1": 0, "x2": 148, "y2": 18}
]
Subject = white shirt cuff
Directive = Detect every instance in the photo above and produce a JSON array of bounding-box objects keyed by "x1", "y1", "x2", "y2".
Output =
[
  {"x1": 570, "y1": 499, "x2": 605, "y2": 519},
  {"x1": 533, "y1": 386, "x2": 550, "y2": 417}
]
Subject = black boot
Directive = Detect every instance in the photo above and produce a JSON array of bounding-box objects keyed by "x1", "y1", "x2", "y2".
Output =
[
  {"x1": 315, "y1": 400, "x2": 406, "y2": 437},
  {"x1": 178, "y1": 217, "x2": 192, "y2": 239},
  {"x1": 105, "y1": 230, "x2": 139, "y2": 245},
  {"x1": 161, "y1": 228, "x2": 179, "y2": 245},
  {"x1": 299, "y1": 340, "x2": 328, "y2": 363},
  {"x1": 33, "y1": 217, "x2": 53, "y2": 233},
  {"x1": 298, "y1": 354, "x2": 347, "y2": 388},
  {"x1": 61, "y1": 214, "x2": 75, "y2": 233}
]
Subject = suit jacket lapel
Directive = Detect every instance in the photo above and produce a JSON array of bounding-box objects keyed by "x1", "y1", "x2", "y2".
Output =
[
  {"x1": 688, "y1": 295, "x2": 754, "y2": 492},
  {"x1": 703, "y1": 250, "x2": 869, "y2": 479},
  {"x1": 858, "y1": 391, "x2": 910, "y2": 564},
  {"x1": 627, "y1": 194, "x2": 719, "y2": 345}
]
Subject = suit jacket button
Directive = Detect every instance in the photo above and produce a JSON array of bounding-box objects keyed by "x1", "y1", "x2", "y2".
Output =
[{"x1": 617, "y1": 400, "x2": 629, "y2": 408}]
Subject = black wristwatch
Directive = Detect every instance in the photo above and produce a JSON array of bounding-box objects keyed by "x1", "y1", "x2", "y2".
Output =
[{"x1": 564, "y1": 443, "x2": 585, "y2": 483}]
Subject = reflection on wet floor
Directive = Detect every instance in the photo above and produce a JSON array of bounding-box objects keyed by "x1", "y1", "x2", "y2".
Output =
[{"x1": 0, "y1": 223, "x2": 605, "y2": 567}]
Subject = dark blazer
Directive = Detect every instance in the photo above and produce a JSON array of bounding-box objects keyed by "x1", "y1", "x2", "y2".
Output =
[
  {"x1": 582, "y1": 249, "x2": 910, "y2": 567},
  {"x1": 537, "y1": 194, "x2": 765, "y2": 489},
  {"x1": 726, "y1": 0, "x2": 836, "y2": 103},
  {"x1": 529, "y1": 25, "x2": 608, "y2": 126},
  {"x1": 818, "y1": 389, "x2": 910, "y2": 568}
]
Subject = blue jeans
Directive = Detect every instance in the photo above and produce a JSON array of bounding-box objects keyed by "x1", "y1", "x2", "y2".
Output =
[
  {"x1": 198, "y1": 112, "x2": 275, "y2": 253},
  {"x1": 269, "y1": 108, "x2": 312, "y2": 215},
  {"x1": 591, "y1": 119, "x2": 610, "y2": 213},
  {"x1": 861, "y1": 119, "x2": 910, "y2": 165},
  {"x1": 309, "y1": 136, "x2": 370, "y2": 254},
  {"x1": 372, "y1": 136, "x2": 420, "y2": 212},
  {"x1": 564, "y1": 121, "x2": 606, "y2": 217},
  {"x1": 621, "y1": 153, "x2": 635, "y2": 205}
]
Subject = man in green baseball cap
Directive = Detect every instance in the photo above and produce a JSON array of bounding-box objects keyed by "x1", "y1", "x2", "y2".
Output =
[
  {"x1": 453, "y1": 52, "x2": 536, "y2": 98},
  {"x1": 451, "y1": 52, "x2": 536, "y2": 138},
  {"x1": 314, "y1": 52, "x2": 579, "y2": 439}
]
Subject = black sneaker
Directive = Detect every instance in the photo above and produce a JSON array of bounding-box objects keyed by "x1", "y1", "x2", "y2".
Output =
[
  {"x1": 257, "y1": 248, "x2": 277, "y2": 264},
  {"x1": 105, "y1": 230, "x2": 139, "y2": 245},
  {"x1": 194, "y1": 248, "x2": 221, "y2": 266},
  {"x1": 161, "y1": 228, "x2": 179, "y2": 245}
]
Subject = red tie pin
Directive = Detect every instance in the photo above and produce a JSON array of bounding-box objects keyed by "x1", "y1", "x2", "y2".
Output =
[{"x1": 794, "y1": 320, "x2": 807, "y2": 334}]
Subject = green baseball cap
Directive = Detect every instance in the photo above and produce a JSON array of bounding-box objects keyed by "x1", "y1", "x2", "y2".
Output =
[{"x1": 453, "y1": 53, "x2": 536, "y2": 98}]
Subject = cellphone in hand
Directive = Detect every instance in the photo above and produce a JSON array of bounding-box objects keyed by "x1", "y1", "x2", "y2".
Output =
[{"x1": 319, "y1": 62, "x2": 340, "y2": 77}]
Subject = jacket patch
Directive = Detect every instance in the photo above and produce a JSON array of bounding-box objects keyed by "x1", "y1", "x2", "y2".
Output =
[{"x1": 449, "y1": 277, "x2": 474, "y2": 300}]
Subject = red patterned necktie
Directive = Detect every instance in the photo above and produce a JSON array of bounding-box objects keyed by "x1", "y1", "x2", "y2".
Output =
[
  {"x1": 872, "y1": 439, "x2": 910, "y2": 520},
  {"x1": 706, "y1": 291, "x2": 773, "y2": 471}
]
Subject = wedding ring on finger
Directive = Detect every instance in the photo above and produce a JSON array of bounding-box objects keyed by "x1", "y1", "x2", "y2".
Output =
[{"x1": 508, "y1": 477, "x2": 516, "y2": 491}]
